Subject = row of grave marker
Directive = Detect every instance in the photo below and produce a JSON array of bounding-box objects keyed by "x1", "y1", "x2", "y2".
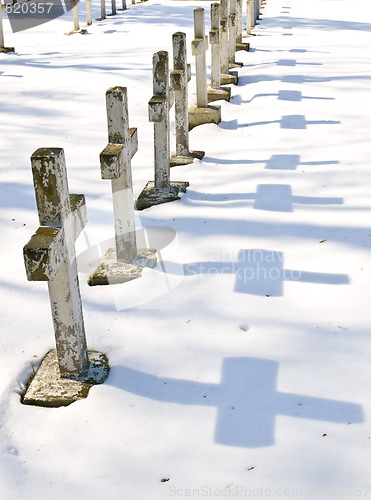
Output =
[
  {"x1": 1, "y1": 0, "x2": 261, "y2": 52},
  {"x1": 21, "y1": 0, "x2": 264, "y2": 407}
]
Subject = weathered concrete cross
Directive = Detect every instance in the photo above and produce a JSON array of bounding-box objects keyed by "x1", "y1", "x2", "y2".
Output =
[
  {"x1": 23, "y1": 148, "x2": 109, "y2": 406},
  {"x1": 114, "y1": 357, "x2": 363, "y2": 447},
  {"x1": 188, "y1": 8, "x2": 221, "y2": 130},
  {"x1": 235, "y1": 0, "x2": 250, "y2": 52},
  {"x1": 228, "y1": 0, "x2": 243, "y2": 69},
  {"x1": 0, "y1": 5, "x2": 14, "y2": 53},
  {"x1": 207, "y1": 3, "x2": 231, "y2": 103},
  {"x1": 170, "y1": 32, "x2": 205, "y2": 166},
  {"x1": 136, "y1": 51, "x2": 189, "y2": 210},
  {"x1": 219, "y1": 0, "x2": 238, "y2": 85},
  {"x1": 89, "y1": 86, "x2": 157, "y2": 286},
  {"x1": 184, "y1": 249, "x2": 350, "y2": 297}
]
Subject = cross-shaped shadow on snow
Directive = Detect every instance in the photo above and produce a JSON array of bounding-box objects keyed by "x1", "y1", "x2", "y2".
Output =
[
  {"x1": 219, "y1": 115, "x2": 341, "y2": 130},
  {"x1": 184, "y1": 249, "x2": 349, "y2": 297},
  {"x1": 107, "y1": 357, "x2": 363, "y2": 447},
  {"x1": 183, "y1": 185, "x2": 343, "y2": 213}
]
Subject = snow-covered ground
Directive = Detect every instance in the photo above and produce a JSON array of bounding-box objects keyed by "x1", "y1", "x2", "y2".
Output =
[{"x1": 1, "y1": 0, "x2": 371, "y2": 498}]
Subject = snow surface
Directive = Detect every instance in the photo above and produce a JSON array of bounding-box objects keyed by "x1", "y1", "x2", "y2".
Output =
[{"x1": 1, "y1": 0, "x2": 371, "y2": 498}]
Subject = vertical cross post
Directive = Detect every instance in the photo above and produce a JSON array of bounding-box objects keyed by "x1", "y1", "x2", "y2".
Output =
[
  {"x1": 188, "y1": 8, "x2": 221, "y2": 130},
  {"x1": 67, "y1": 3, "x2": 87, "y2": 34},
  {"x1": 210, "y1": 3, "x2": 220, "y2": 90},
  {"x1": 193, "y1": 8, "x2": 208, "y2": 108},
  {"x1": 219, "y1": 0, "x2": 238, "y2": 85},
  {"x1": 245, "y1": 0, "x2": 252, "y2": 35},
  {"x1": 153, "y1": 50, "x2": 172, "y2": 190},
  {"x1": 136, "y1": 51, "x2": 189, "y2": 210},
  {"x1": 23, "y1": 148, "x2": 109, "y2": 406},
  {"x1": 207, "y1": 3, "x2": 231, "y2": 103},
  {"x1": 170, "y1": 32, "x2": 205, "y2": 166},
  {"x1": 0, "y1": 7, "x2": 14, "y2": 53},
  {"x1": 72, "y1": 5, "x2": 80, "y2": 31},
  {"x1": 228, "y1": 0, "x2": 243, "y2": 68},
  {"x1": 27, "y1": 148, "x2": 89, "y2": 379},
  {"x1": 254, "y1": 0, "x2": 260, "y2": 22},
  {"x1": 236, "y1": 0, "x2": 250, "y2": 51},
  {"x1": 99, "y1": 0, "x2": 106, "y2": 20},
  {"x1": 105, "y1": 86, "x2": 138, "y2": 262},
  {"x1": 89, "y1": 87, "x2": 157, "y2": 286},
  {"x1": 86, "y1": 0, "x2": 92, "y2": 25}
]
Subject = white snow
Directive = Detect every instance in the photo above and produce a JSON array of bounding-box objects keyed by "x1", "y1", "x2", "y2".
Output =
[{"x1": 1, "y1": 0, "x2": 371, "y2": 498}]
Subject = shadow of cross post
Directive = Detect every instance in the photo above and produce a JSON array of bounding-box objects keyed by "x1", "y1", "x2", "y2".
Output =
[
  {"x1": 184, "y1": 249, "x2": 350, "y2": 297},
  {"x1": 109, "y1": 358, "x2": 363, "y2": 448}
]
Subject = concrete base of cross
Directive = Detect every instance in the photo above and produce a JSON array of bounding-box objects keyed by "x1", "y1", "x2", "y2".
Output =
[
  {"x1": 88, "y1": 247, "x2": 157, "y2": 286},
  {"x1": 66, "y1": 28, "x2": 88, "y2": 35},
  {"x1": 208, "y1": 86, "x2": 231, "y2": 103},
  {"x1": 136, "y1": 181, "x2": 189, "y2": 210},
  {"x1": 188, "y1": 104, "x2": 221, "y2": 131},
  {"x1": 236, "y1": 42, "x2": 250, "y2": 51},
  {"x1": 170, "y1": 150, "x2": 205, "y2": 167},
  {"x1": 220, "y1": 71, "x2": 238, "y2": 85},
  {"x1": 22, "y1": 350, "x2": 110, "y2": 407},
  {"x1": 0, "y1": 47, "x2": 15, "y2": 53}
]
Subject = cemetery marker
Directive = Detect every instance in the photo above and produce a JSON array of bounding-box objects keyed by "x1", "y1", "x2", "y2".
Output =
[
  {"x1": 0, "y1": 5, "x2": 14, "y2": 52},
  {"x1": 89, "y1": 86, "x2": 157, "y2": 286},
  {"x1": 136, "y1": 51, "x2": 189, "y2": 210},
  {"x1": 170, "y1": 32, "x2": 205, "y2": 166},
  {"x1": 228, "y1": 0, "x2": 243, "y2": 68},
  {"x1": 219, "y1": 0, "x2": 238, "y2": 85},
  {"x1": 207, "y1": 3, "x2": 231, "y2": 103},
  {"x1": 188, "y1": 8, "x2": 221, "y2": 130},
  {"x1": 22, "y1": 148, "x2": 109, "y2": 407}
]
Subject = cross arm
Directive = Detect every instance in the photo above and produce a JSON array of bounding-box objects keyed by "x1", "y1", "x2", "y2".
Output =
[
  {"x1": 129, "y1": 127, "x2": 138, "y2": 157},
  {"x1": 69, "y1": 193, "x2": 87, "y2": 238},
  {"x1": 209, "y1": 28, "x2": 219, "y2": 45},
  {"x1": 148, "y1": 95, "x2": 167, "y2": 122},
  {"x1": 170, "y1": 69, "x2": 186, "y2": 91},
  {"x1": 100, "y1": 143, "x2": 126, "y2": 179},
  {"x1": 191, "y1": 36, "x2": 209, "y2": 56},
  {"x1": 24, "y1": 226, "x2": 65, "y2": 281}
]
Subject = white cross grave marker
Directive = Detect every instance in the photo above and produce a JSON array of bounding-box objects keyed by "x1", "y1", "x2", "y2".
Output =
[
  {"x1": 235, "y1": 0, "x2": 250, "y2": 51},
  {"x1": 0, "y1": 4, "x2": 14, "y2": 52},
  {"x1": 23, "y1": 148, "x2": 109, "y2": 407},
  {"x1": 188, "y1": 8, "x2": 221, "y2": 130},
  {"x1": 207, "y1": 3, "x2": 231, "y2": 103},
  {"x1": 228, "y1": 0, "x2": 243, "y2": 68},
  {"x1": 89, "y1": 87, "x2": 157, "y2": 286},
  {"x1": 170, "y1": 32, "x2": 205, "y2": 166},
  {"x1": 219, "y1": 0, "x2": 238, "y2": 85},
  {"x1": 136, "y1": 51, "x2": 189, "y2": 210}
]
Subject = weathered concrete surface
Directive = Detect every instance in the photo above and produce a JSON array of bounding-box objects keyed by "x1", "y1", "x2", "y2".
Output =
[
  {"x1": 22, "y1": 350, "x2": 110, "y2": 407},
  {"x1": 188, "y1": 104, "x2": 221, "y2": 131},
  {"x1": 88, "y1": 247, "x2": 157, "y2": 286},
  {"x1": 136, "y1": 181, "x2": 189, "y2": 210}
]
